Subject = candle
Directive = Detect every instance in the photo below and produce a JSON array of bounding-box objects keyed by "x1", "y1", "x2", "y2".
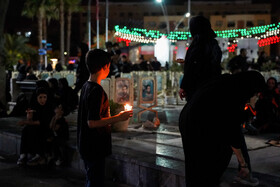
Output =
[{"x1": 124, "y1": 104, "x2": 132, "y2": 111}]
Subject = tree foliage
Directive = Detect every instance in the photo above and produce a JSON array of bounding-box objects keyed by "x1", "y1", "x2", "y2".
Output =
[{"x1": 3, "y1": 34, "x2": 36, "y2": 71}]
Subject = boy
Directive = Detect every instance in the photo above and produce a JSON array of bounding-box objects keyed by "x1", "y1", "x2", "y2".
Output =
[{"x1": 77, "y1": 49, "x2": 133, "y2": 187}]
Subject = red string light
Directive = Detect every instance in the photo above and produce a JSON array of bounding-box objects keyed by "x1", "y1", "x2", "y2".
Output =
[
  {"x1": 257, "y1": 36, "x2": 280, "y2": 47},
  {"x1": 116, "y1": 37, "x2": 131, "y2": 46},
  {"x1": 227, "y1": 44, "x2": 238, "y2": 53}
]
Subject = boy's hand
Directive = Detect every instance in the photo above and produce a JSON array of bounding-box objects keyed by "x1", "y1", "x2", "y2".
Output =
[{"x1": 118, "y1": 111, "x2": 133, "y2": 121}]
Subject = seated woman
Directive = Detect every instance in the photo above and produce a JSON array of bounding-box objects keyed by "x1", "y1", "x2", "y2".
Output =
[
  {"x1": 255, "y1": 77, "x2": 280, "y2": 133},
  {"x1": 17, "y1": 87, "x2": 54, "y2": 166}
]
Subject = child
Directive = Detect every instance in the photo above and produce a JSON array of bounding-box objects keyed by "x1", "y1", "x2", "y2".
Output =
[
  {"x1": 17, "y1": 87, "x2": 54, "y2": 166},
  {"x1": 77, "y1": 49, "x2": 133, "y2": 187},
  {"x1": 47, "y1": 104, "x2": 69, "y2": 166}
]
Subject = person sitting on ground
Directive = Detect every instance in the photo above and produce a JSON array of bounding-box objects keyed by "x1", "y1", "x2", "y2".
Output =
[
  {"x1": 46, "y1": 104, "x2": 69, "y2": 166},
  {"x1": 29, "y1": 80, "x2": 54, "y2": 108},
  {"x1": 17, "y1": 87, "x2": 55, "y2": 166},
  {"x1": 255, "y1": 77, "x2": 280, "y2": 133},
  {"x1": 77, "y1": 49, "x2": 133, "y2": 187}
]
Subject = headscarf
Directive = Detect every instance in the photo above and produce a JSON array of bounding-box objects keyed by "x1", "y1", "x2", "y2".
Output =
[
  {"x1": 186, "y1": 16, "x2": 217, "y2": 62},
  {"x1": 224, "y1": 71, "x2": 266, "y2": 105},
  {"x1": 189, "y1": 15, "x2": 216, "y2": 39}
]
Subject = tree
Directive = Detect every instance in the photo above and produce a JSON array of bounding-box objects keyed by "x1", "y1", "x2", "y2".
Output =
[
  {"x1": 65, "y1": 0, "x2": 82, "y2": 63},
  {"x1": 0, "y1": 0, "x2": 10, "y2": 106},
  {"x1": 2, "y1": 34, "x2": 37, "y2": 71},
  {"x1": 22, "y1": 0, "x2": 58, "y2": 67}
]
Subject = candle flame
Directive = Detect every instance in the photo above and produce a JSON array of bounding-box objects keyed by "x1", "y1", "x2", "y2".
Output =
[{"x1": 124, "y1": 104, "x2": 132, "y2": 111}]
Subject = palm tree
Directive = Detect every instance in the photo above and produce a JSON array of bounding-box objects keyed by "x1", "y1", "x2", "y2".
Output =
[
  {"x1": 65, "y1": 0, "x2": 82, "y2": 64},
  {"x1": 3, "y1": 34, "x2": 36, "y2": 71},
  {"x1": 22, "y1": 0, "x2": 57, "y2": 67}
]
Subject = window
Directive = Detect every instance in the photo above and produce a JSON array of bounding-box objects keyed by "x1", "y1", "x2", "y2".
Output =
[
  {"x1": 216, "y1": 20, "x2": 223, "y2": 27},
  {"x1": 158, "y1": 22, "x2": 167, "y2": 29},
  {"x1": 227, "y1": 21, "x2": 235, "y2": 27},
  {"x1": 148, "y1": 22, "x2": 157, "y2": 27},
  {"x1": 257, "y1": 20, "x2": 265, "y2": 26},
  {"x1": 120, "y1": 12, "x2": 125, "y2": 17},
  {"x1": 128, "y1": 12, "x2": 133, "y2": 17},
  {"x1": 246, "y1": 21, "x2": 254, "y2": 27}
]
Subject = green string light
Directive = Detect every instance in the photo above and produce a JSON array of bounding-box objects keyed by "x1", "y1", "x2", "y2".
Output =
[{"x1": 114, "y1": 22, "x2": 280, "y2": 43}]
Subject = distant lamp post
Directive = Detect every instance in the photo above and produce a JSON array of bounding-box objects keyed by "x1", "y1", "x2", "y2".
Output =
[
  {"x1": 155, "y1": 0, "x2": 169, "y2": 34},
  {"x1": 175, "y1": 0, "x2": 191, "y2": 31},
  {"x1": 105, "y1": 0, "x2": 109, "y2": 42},
  {"x1": 88, "y1": 0, "x2": 91, "y2": 50}
]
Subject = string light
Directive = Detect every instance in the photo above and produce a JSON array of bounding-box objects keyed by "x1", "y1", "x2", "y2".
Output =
[{"x1": 114, "y1": 22, "x2": 280, "y2": 52}]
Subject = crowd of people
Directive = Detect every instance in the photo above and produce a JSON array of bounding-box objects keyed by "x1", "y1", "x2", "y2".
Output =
[
  {"x1": 1, "y1": 13, "x2": 280, "y2": 187},
  {"x1": 14, "y1": 77, "x2": 78, "y2": 167}
]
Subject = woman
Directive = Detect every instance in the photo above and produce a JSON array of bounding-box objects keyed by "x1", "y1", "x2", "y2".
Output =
[
  {"x1": 179, "y1": 71, "x2": 265, "y2": 186},
  {"x1": 178, "y1": 16, "x2": 222, "y2": 101},
  {"x1": 17, "y1": 87, "x2": 54, "y2": 166}
]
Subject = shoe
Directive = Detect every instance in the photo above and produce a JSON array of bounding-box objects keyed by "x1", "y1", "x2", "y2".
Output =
[
  {"x1": 55, "y1": 159, "x2": 63, "y2": 166},
  {"x1": 27, "y1": 155, "x2": 46, "y2": 166},
  {"x1": 234, "y1": 174, "x2": 259, "y2": 186},
  {"x1": 17, "y1": 156, "x2": 27, "y2": 166}
]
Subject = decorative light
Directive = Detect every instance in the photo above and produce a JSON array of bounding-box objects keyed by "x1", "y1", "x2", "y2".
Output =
[{"x1": 114, "y1": 22, "x2": 280, "y2": 46}]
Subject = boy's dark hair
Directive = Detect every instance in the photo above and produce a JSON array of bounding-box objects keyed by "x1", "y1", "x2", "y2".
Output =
[{"x1": 86, "y1": 49, "x2": 111, "y2": 74}]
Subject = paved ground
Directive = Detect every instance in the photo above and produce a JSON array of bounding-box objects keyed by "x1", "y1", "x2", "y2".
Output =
[
  {"x1": 0, "y1": 153, "x2": 131, "y2": 187},
  {"x1": 1, "y1": 103, "x2": 280, "y2": 186}
]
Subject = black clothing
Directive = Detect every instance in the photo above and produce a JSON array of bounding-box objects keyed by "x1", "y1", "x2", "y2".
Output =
[
  {"x1": 74, "y1": 43, "x2": 89, "y2": 93},
  {"x1": 227, "y1": 55, "x2": 248, "y2": 73},
  {"x1": 151, "y1": 60, "x2": 161, "y2": 71},
  {"x1": 46, "y1": 64, "x2": 53, "y2": 72},
  {"x1": 20, "y1": 103, "x2": 54, "y2": 155},
  {"x1": 49, "y1": 117, "x2": 69, "y2": 161},
  {"x1": 55, "y1": 63, "x2": 63, "y2": 72},
  {"x1": 179, "y1": 71, "x2": 265, "y2": 186},
  {"x1": 26, "y1": 74, "x2": 38, "y2": 80},
  {"x1": 53, "y1": 117, "x2": 69, "y2": 140},
  {"x1": 77, "y1": 81, "x2": 111, "y2": 161},
  {"x1": 17, "y1": 64, "x2": 27, "y2": 81},
  {"x1": 83, "y1": 158, "x2": 105, "y2": 187},
  {"x1": 180, "y1": 16, "x2": 222, "y2": 101},
  {"x1": 122, "y1": 61, "x2": 132, "y2": 73}
]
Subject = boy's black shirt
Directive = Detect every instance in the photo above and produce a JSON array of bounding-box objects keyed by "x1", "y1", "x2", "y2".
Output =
[{"x1": 77, "y1": 81, "x2": 111, "y2": 161}]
